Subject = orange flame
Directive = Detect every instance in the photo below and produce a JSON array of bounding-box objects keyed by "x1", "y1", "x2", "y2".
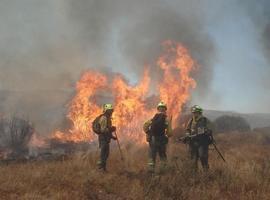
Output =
[
  {"x1": 158, "y1": 41, "x2": 196, "y2": 124},
  {"x1": 112, "y1": 69, "x2": 153, "y2": 142},
  {"x1": 52, "y1": 41, "x2": 196, "y2": 144},
  {"x1": 54, "y1": 72, "x2": 107, "y2": 142}
]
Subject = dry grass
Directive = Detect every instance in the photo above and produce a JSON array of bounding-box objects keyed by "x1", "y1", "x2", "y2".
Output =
[{"x1": 0, "y1": 132, "x2": 270, "y2": 200}]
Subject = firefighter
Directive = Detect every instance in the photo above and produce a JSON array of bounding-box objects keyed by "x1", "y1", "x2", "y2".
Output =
[
  {"x1": 95, "y1": 104, "x2": 117, "y2": 172},
  {"x1": 144, "y1": 102, "x2": 172, "y2": 173},
  {"x1": 184, "y1": 105, "x2": 213, "y2": 171}
]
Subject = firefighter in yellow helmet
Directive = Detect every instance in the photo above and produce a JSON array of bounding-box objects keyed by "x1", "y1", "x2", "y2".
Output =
[
  {"x1": 143, "y1": 102, "x2": 172, "y2": 173},
  {"x1": 93, "y1": 104, "x2": 117, "y2": 172},
  {"x1": 184, "y1": 105, "x2": 213, "y2": 171}
]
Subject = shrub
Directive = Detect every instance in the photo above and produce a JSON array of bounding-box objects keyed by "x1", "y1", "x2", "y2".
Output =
[
  {"x1": 0, "y1": 117, "x2": 34, "y2": 157},
  {"x1": 214, "y1": 115, "x2": 251, "y2": 133}
]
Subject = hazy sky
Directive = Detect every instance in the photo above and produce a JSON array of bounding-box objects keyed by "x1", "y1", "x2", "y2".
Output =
[
  {"x1": 201, "y1": 0, "x2": 270, "y2": 113},
  {"x1": 0, "y1": 0, "x2": 269, "y2": 122}
]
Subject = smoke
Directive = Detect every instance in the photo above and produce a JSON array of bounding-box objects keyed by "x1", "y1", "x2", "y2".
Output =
[
  {"x1": 66, "y1": 0, "x2": 216, "y2": 94},
  {"x1": 261, "y1": 23, "x2": 270, "y2": 91},
  {"x1": 0, "y1": 0, "x2": 216, "y2": 133},
  {"x1": 263, "y1": 24, "x2": 270, "y2": 90},
  {"x1": 260, "y1": 5, "x2": 270, "y2": 91},
  {"x1": 263, "y1": 25, "x2": 270, "y2": 60},
  {"x1": 0, "y1": 0, "x2": 85, "y2": 133},
  {"x1": 239, "y1": 0, "x2": 270, "y2": 91}
]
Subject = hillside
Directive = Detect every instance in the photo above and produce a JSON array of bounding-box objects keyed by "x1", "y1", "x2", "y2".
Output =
[{"x1": 205, "y1": 110, "x2": 270, "y2": 129}]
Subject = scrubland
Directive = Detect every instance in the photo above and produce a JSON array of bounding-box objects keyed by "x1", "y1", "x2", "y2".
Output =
[{"x1": 0, "y1": 131, "x2": 270, "y2": 200}]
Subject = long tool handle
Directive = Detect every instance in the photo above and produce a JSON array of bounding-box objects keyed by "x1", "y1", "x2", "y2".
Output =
[
  {"x1": 212, "y1": 141, "x2": 226, "y2": 163},
  {"x1": 114, "y1": 131, "x2": 124, "y2": 161}
]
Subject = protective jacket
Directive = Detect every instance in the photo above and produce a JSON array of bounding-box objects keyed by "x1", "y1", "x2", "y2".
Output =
[
  {"x1": 185, "y1": 115, "x2": 213, "y2": 170},
  {"x1": 98, "y1": 115, "x2": 114, "y2": 143},
  {"x1": 144, "y1": 112, "x2": 172, "y2": 139},
  {"x1": 186, "y1": 115, "x2": 211, "y2": 136}
]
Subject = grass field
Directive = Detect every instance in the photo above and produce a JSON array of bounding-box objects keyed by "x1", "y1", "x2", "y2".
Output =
[{"x1": 0, "y1": 131, "x2": 270, "y2": 200}]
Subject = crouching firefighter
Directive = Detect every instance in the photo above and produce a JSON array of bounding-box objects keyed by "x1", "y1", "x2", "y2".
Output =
[
  {"x1": 143, "y1": 102, "x2": 172, "y2": 173},
  {"x1": 181, "y1": 105, "x2": 213, "y2": 171},
  {"x1": 92, "y1": 104, "x2": 117, "y2": 172}
]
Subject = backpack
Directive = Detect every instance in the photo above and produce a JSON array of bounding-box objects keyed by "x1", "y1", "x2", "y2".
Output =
[
  {"x1": 143, "y1": 120, "x2": 152, "y2": 134},
  {"x1": 92, "y1": 114, "x2": 104, "y2": 134},
  {"x1": 150, "y1": 113, "x2": 167, "y2": 137}
]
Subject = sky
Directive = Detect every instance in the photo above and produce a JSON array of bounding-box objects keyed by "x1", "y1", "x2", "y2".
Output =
[
  {"x1": 0, "y1": 0, "x2": 269, "y2": 133},
  {"x1": 195, "y1": 0, "x2": 270, "y2": 113}
]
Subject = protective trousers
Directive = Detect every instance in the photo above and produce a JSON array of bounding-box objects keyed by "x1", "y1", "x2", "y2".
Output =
[
  {"x1": 97, "y1": 135, "x2": 111, "y2": 171},
  {"x1": 148, "y1": 136, "x2": 168, "y2": 172},
  {"x1": 189, "y1": 140, "x2": 209, "y2": 171}
]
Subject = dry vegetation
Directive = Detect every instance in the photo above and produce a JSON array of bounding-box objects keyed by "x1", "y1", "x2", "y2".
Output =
[
  {"x1": 0, "y1": 117, "x2": 34, "y2": 159},
  {"x1": 0, "y1": 130, "x2": 270, "y2": 200}
]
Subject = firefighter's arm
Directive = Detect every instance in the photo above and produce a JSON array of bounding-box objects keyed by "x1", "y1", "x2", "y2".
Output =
[
  {"x1": 99, "y1": 116, "x2": 109, "y2": 134},
  {"x1": 166, "y1": 118, "x2": 173, "y2": 137},
  {"x1": 185, "y1": 119, "x2": 192, "y2": 134},
  {"x1": 205, "y1": 118, "x2": 214, "y2": 144},
  {"x1": 205, "y1": 118, "x2": 213, "y2": 135}
]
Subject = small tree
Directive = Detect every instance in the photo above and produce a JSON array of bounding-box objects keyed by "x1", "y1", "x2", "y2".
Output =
[
  {"x1": 214, "y1": 115, "x2": 251, "y2": 133},
  {"x1": 0, "y1": 117, "x2": 34, "y2": 157}
]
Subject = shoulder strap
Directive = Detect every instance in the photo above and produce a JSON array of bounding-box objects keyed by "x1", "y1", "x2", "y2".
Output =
[
  {"x1": 186, "y1": 118, "x2": 193, "y2": 129},
  {"x1": 97, "y1": 114, "x2": 104, "y2": 120}
]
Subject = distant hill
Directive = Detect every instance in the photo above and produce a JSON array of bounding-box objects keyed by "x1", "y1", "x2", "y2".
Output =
[{"x1": 205, "y1": 110, "x2": 270, "y2": 129}]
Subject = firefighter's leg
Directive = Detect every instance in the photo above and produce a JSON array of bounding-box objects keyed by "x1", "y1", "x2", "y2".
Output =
[
  {"x1": 148, "y1": 139, "x2": 157, "y2": 173},
  {"x1": 199, "y1": 144, "x2": 209, "y2": 171},
  {"x1": 103, "y1": 142, "x2": 110, "y2": 171},
  {"x1": 98, "y1": 140, "x2": 109, "y2": 171},
  {"x1": 159, "y1": 143, "x2": 167, "y2": 173},
  {"x1": 189, "y1": 143, "x2": 199, "y2": 172},
  {"x1": 97, "y1": 139, "x2": 104, "y2": 170}
]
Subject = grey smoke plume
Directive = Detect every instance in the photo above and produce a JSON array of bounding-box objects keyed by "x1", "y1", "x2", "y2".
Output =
[
  {"x1": 245, "y1": 0, "x2": 270, "y2": 91},
  {"x1": 261, "y1": 10, "x2": 270, "y2": 90},
  {"x1": 262, "y1": 23, "x2": 270, "y2": 91},
  {"x1": 264, "y1": 25, "x2": 270, "y2": 59},
  {"x1": 65, "y1": 0, "x2": 216, "y2": 92},
  {"x1": 0, "y1": 0, "x2": 216, "y2": 133}
]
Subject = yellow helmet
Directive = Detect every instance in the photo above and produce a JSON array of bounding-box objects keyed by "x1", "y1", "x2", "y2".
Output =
[
  {"x1": 157, "y1": 102, "x2": 167, "y2": 110},
  {"x1": 191, "y1": 105, "x2": 203, "y2": 113},
  {"x1": 103, "y1": 104, "x2": 114, "y2": 112}
]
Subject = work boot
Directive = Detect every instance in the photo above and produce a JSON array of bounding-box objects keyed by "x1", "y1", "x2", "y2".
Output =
[
  {"x1": 98, "y1": 165, "x2": 107, "y2": 173},
  {"x1": 201, "y1": 158, "x2": 209, "y2": 172},
  {"x1": 147, "y1": 161, "x2": 155, "y2": 174},
  {"x1": 97, "y1": 161, "x2": 107, "y2": 172},
  {"x1": 159, "y1": 160, "x2": 167, "y2": 174}
]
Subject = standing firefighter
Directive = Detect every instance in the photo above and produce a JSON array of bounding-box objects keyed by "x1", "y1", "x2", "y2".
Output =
[
  {"x1": 143, "y1": 102, "x2": 172, "y2": 173},
  {"x1": 183, "y1": 105, "x2": 213, "y2": 171},
  {"x1": 92, "y1": 104, "x2": 117, "y2": 172}
]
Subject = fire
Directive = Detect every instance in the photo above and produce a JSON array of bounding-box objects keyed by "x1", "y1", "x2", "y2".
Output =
[
  {"x1": 53, "y1": 41, "x2": 196, "y2": 144},
  {"x1": 54, "y1": 72, "x2": 107, "y2": 142},
  {"x1": 158, "y1": 41, "x2": 196, "y2": 124},
  {"x1": 29, "y1": 133, "x2": 48, "y2": 148},
  {"x1": 112, "y1": 69, "x2": 153, "y2": 142}
]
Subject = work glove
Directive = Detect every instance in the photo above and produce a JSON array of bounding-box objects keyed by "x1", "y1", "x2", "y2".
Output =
[
  {"x1": 110, "y1": 126, "x2": 116, "y2": 132},
  {"x1": 179, "y1": 136, "x2": 189, "y2": 144},
  {"x1": 183, "y1": 137, "x2": 188, "y2": 144}
]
